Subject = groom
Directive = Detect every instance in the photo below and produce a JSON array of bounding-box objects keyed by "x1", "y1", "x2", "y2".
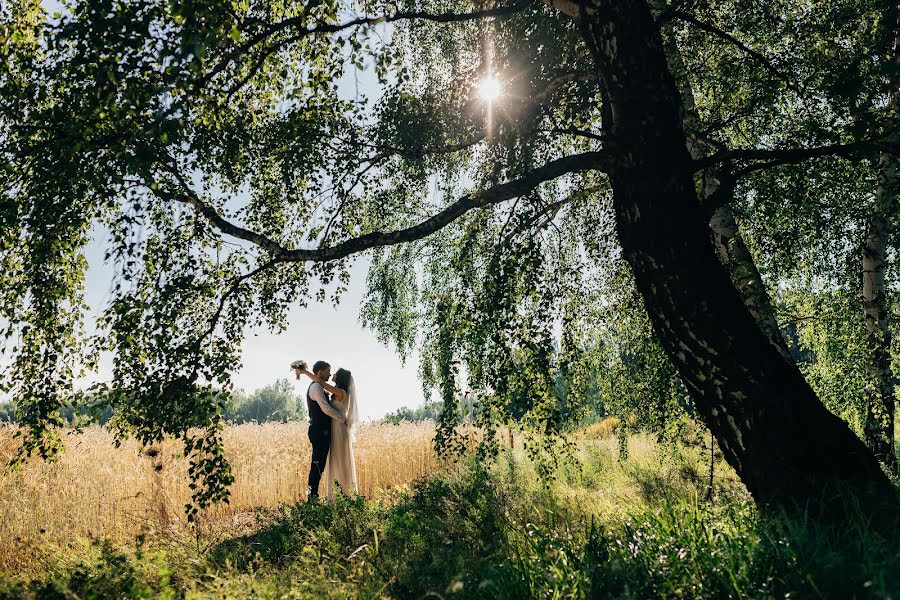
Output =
[{"x1": 296, "y1": 360, "x2": 347, "y2": 499}]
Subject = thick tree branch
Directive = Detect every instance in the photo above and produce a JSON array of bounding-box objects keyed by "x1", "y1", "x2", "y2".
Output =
[
  {"x1": 164, "y1": 151, "x2": 612, "y2": 263},
  {"x1": 695, "y1": 139, "x2": 893, "y2": 174}
]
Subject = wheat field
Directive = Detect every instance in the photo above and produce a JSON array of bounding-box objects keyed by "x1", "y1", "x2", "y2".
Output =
[{"x1": 0, "y1": 421, "x2": 440, "y2": 572}]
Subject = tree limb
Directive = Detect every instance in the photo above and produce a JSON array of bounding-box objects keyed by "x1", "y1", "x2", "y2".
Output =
[
  {"x1": 164, "y1": 151, "x2": 613, "y2": 263},
  {"x1": 695, "y1": 139, "x2": 891, "y2": 174}
]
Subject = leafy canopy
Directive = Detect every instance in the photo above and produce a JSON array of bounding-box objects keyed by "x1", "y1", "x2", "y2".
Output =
[{"x1": 1, "y1": 0, "x2": 896, "y2": 511}]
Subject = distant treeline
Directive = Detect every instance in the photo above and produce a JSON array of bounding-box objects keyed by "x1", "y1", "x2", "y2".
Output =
[
  {"x1": 2, "y1": 388, "x2": 607, "y2": 427},
  {"x1": 0, "y1": 379, "x2": 308, "y2": 426},
  {"x1": 382, "y1": 400, "x2": 444, "y2": 424}
]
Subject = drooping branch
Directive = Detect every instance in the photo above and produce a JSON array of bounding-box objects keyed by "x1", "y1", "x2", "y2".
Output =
[
  {"x1": 360, "y1": 135, "x2": 487, "y2": 165},
  {"x1": 193, "y1": 257, "x2": 282, "y2": 353},
  {"x1": 205, "y1": 1, "x2": 533, "y2": 97},
  {"x1": 163, "y1": 151, "x2": 613, "y2": 263}
]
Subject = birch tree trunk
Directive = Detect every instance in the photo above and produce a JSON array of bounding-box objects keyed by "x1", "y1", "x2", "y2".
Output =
[
  {"x1": 567, "y1": 0, "x2": 898, "y2": 520},
  {"x1": 857, "y1": 7, "x2": 899, "y2": 474},
  {"x1": 707, "y1": 203, "x2": 793, "y2": 361},
  {"x1": 862, "y1": 43, "x2": 899, "y2": 469},
  {"x1": 863, "y1": 156, "x2": 897, "y2": 472}
]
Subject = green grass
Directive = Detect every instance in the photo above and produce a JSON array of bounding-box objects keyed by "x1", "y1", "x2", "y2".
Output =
[{"x1": 2, "y1": 438, "x2": 898, "y2": 599}]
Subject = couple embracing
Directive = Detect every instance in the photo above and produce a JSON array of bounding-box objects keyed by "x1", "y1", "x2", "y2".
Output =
[{"x1": 290, "y1": 360, "x2": 358, "y2": 500}]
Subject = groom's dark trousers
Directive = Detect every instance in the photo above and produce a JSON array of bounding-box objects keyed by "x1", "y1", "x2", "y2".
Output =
[{"x1": 306, "y1": 383, "x2": 331, "y2": 498}]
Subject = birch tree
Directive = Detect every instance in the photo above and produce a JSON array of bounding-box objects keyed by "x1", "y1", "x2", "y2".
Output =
[{"x1": 2, "y1": 0, "x2": 897, "y2": 520}]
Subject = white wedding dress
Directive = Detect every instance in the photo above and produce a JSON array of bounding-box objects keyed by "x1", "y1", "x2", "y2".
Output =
[{"x1": 326, "y1": 380, "x2": 358, "y2": 499}]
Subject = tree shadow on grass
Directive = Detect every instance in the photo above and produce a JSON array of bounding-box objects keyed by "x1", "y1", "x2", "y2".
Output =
[
  {"x1": 206, "y1": 491, "x2": 371, "y2": 572},
  {"x1": 626, "y1": 463, "x2": 692, "y2": 504}
]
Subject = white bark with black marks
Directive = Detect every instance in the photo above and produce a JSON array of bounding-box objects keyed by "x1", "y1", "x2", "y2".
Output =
[{"x1": 862, "y1": 133, "x2": 898, "y2": 473}]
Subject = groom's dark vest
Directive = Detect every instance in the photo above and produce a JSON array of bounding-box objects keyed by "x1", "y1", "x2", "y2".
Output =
[{"x1": 307, "y1": 383, "x2": 331, "y2": 435}]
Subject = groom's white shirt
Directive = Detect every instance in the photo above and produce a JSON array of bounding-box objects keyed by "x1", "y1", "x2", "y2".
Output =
[{"x1": 309, "y1": 382, "x2": 344, "y2": 421}]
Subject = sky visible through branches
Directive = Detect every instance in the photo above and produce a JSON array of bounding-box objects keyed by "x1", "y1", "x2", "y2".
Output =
[{"x1": 0, "y1": 1, "x2": 427, "y2": 420}]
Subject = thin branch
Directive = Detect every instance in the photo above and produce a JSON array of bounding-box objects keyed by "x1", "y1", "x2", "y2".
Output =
[
  {"x1": 363, "y1": 134, "x2": 487, "y2": 164},
  {"x1": 206, "y1": 1, "x2": 532, "y2": 98},
  {"x1": 776, "y1": 312, "x2": 820, "y2": 326},
  {"x1": 542, "y1": 126, "x2": 604, "y2": 141},
  {"x1": 533, "y1": 72, "x2": 597, "y2": 103},
  {"x1": 662, "y1": 9, "x2": 804, "y2": 96},
  {"x1": 194, "y1": 258, "x2": 281, "y2": 350}
]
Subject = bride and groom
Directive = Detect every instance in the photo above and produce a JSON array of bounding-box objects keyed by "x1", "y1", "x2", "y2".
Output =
[{"x1": 291, "y1": 359, "x2": 358, "y2": 500}]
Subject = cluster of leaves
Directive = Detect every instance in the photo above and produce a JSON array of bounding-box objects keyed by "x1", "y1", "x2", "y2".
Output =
[{"x1": 0, "y1": 394, "x2": 113, "y2": 425}]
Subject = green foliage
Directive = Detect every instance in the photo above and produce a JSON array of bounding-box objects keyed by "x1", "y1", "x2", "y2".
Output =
[
  {"x1": 0, "y1": 538, "x2": 177, "y2": 600},
  {"x1": 778, "y1": 286, "x2": 873, "y2": 433},
  {"x1": 0, "y1": 392, "x2": 114, "y2": 426},
  {"x1": 0, "y1": 380, "x2": 306, "y2": 426}
]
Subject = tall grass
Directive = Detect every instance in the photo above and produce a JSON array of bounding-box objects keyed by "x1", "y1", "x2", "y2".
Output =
[
  {"x1": 3, "y1": 434, "x2": 897, "y2": 598},
  {"x1": 3, "y1": 424, "x2": 897, "y2": 598},
  {"x1": 0, "y1": 421, "x2": 439, "y2": 572}
]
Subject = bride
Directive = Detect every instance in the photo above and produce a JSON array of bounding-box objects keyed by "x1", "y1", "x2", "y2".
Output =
[{"x1": 299, "y1": 365, "x2": 359, "y2": 499}]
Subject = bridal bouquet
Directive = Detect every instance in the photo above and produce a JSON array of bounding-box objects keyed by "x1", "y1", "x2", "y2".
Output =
[{"x1": 290, "y1": 360, "x2": 308, "y2": 372}]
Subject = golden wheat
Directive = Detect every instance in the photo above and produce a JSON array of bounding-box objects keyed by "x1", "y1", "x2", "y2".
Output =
[
  {"x1": 571, "y1": 416, "x2": 622, "y2": 440},
  {"x1": 0, "y1": 421, "x2": 440, "y2": 572}
]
